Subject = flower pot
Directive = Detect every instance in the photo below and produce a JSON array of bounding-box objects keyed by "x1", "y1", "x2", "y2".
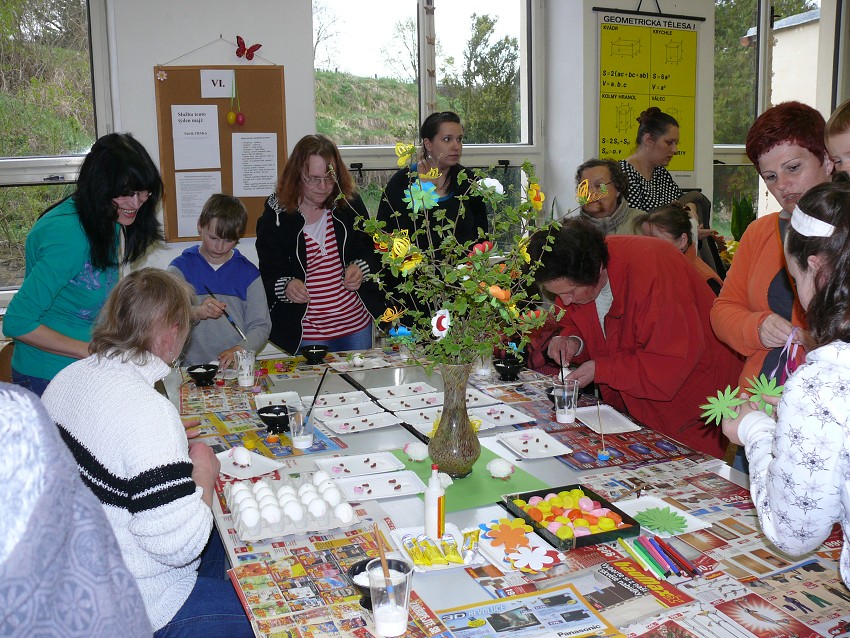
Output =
[{"x1": 428, "y1": 362, "x2": 481, "y2": 478}]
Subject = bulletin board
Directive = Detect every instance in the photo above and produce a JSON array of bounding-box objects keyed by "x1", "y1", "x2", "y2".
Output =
[{"x1": 153, "y1": 65, "x2": 286, "y2": 241}]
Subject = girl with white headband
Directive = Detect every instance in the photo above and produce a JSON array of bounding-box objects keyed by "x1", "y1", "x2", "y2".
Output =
[{"x1": 722, "y1": 180, "x2": 850, "y2": 589}]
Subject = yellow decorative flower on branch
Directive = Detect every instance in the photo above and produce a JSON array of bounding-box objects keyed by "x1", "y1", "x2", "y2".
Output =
[
  {"x1": 389, "y1": 230, "x2": 411, "y2": 259},
  {"x1": 399, "y1": 252, "x2": 423, "y2": 275},
  {"x1": 527, "y1": 182, "x2": 545, "y2": 211},
  {"x1": 394, "y1": 142, "x2": 416, "y2": 168},
  {"x1": 379, "y1": 306, "x2": 405, "y2": 323}
]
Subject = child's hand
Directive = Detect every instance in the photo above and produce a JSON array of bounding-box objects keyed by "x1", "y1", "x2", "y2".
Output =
[
  {"x1": 218, "y1": 345, "x2": 244, "y2": 370},
  {"x1": 721, "y1": 393, "x2": 760, "y2": 445},
  {"x1": 197, "y1": 296, "x2": 225, "y2": 320},
  {"x1": 343, "y1": 263, "x2": 363, "y2": 291}
]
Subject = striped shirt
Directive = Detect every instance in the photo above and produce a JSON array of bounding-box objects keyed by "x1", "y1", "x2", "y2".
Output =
[{"x1": 301, "y1": 212, "x2": 372, "y2": 339}]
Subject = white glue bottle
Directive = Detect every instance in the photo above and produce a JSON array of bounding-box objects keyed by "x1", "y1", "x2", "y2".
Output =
[{"x1": 424, "y1": 463, "x2": 445, "y2": 540}]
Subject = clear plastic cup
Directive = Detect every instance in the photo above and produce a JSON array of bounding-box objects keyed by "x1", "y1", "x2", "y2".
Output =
[
  {"x1": 553, "y1": 379, "x2": 580, "y2": 424},
  {"x1": 367, "y1": 557, "x2": 413, "y2": 637}
]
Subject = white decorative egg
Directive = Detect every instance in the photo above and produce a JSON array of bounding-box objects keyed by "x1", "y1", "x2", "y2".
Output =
[
  {"x1": 230, "y1": 446, "x2": 253, "y2": 468},
  {"x1": 258, "y1": 494, "x2": 278, "y2": 510},
  {"x1": 276, "y1": 484, "x2": 297, "y2": 499},
  {"x1": 251, "y1": 480, "x2": 271, "y2": 495},
  {"x1": 282, "y1": 500, "x2": 304, "y2": 522},
  {"x1": 307, "y1": 498, "x2": 327, "y2": 518},
  {"x1": 229, "y1": 482, "x2": 249, "y2": 496},
  {"x1": 322, "y1": 487, "x2": 342, "y2": 507},
  {"x1": 300, "y1": 491, "x2": 321, "y2": 506},
  {"x1": 317, "y1": 479, "x2": 337, "y2": 494},
  {"x1": 333, "y1": 501, "x2": 354, "y2": 524},
  {"x1": 311, "y1": 470, "x2": 331, "y2": 486},
  {"x1": 261, "y1": 504, "x2": 282, "y2": 525},
  {"x1": 230, "y1": 489, "x2": 253, "y2": 508},
  {"x1": 297, "y1": 483, "x2": 318, "y2": 497},
  {"x1": 277, "y1": 492, "x2": 297, "y2": 506},
  {"x1": 238, "y1": 505, "x2": 261, "y2": 528}
]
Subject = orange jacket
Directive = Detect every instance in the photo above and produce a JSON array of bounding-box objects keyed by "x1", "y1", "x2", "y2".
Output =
[{"x1": 710, "y1": 213, "x2": 807, "y2": 388}]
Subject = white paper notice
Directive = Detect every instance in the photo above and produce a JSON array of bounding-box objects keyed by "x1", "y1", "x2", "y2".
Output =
[
  {"x1": 200, "y1": 69, "x2": 234, "y2": 99},
  {"x1": 172, "y1": 105, "x2": 221, "y2": 170},
  {"x1": 175, "y1": 171, "x2": 222, "y2": 237},
  {"x1": 232, "y1": 133, "x2": 278, "y2": 197}
]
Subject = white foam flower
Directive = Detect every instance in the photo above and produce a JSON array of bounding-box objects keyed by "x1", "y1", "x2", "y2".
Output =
[
  {"x1": 431, "y1": 308, "x2": 451, "y2": 339},
  {"x1": 478, "y1": 177, "x2": 504, "y2": 194}
]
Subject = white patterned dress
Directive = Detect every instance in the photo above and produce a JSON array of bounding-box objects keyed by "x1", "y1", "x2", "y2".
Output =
[{"x1": 738, "y1": 340, "x2": 850, "y2": 588}]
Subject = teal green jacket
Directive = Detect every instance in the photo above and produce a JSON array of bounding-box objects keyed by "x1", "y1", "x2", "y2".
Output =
[{"x1": 4, "y1": 198, "x2": 119, "y2": 380}]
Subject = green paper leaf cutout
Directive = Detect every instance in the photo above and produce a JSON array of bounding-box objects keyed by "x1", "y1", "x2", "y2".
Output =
[
  {"x1": 744, "y1": 374, "x2": 783, "y2": 416},
  {"x1": 700, "y1": 385, "x2": 745, "y2": 426},
  {"x1": 634, "y1": 506, "x2": 688, "y2": 535}
]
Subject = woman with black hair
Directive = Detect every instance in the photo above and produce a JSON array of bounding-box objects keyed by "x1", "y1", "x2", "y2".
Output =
[
  {"x1": 4, "y1": 132, "x2": 163, "y2": 395},
  {"x1": 377, "y1": 111, "x2": 488, "y2": 251}
]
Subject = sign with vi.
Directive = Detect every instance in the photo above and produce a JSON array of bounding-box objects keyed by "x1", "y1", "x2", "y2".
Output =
[{"x1": 597, "y1": 13, "x2": 699, "y2": 173}]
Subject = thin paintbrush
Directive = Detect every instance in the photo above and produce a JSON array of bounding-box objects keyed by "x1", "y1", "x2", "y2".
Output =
[
  {"x1": 204, "y1": 285, "x2": 248, "y2": 341},
  {"x1": 304, "y1": 367, "x2": 330, "y2": 427}
]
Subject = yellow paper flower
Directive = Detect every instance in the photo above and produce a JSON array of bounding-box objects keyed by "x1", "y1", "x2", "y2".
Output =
[
  {"x1": 527, "y1": 182, "x2": 545, "y2": 211},
  {"x1": 390, "y1": 230, "x2": 411, "y2": 259},
  {"x1": 518, "y1": 237, "x2": 531, "y2": 263},
  {"x1": 399, "y1": 252, "x2": 423, "y2": 275},
  {"x1": 379, "y1": 306, "x2": 405, "y2": 323},
  {"x1": 423, "y1": 166, "x2": 441, "y2": 180},
  {"x1": 395, "y1": 142, "x2": 416, "y2": 167}
]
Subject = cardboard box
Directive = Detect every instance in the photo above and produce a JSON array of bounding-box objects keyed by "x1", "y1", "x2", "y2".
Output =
[{"x1": 503, "y1": 484, "x2": 640, "y2": 551}]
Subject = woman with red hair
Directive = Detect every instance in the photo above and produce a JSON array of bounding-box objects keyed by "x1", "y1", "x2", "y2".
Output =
[{"x1": 711, "y1": 102, "x2": 832, "y2": 392}]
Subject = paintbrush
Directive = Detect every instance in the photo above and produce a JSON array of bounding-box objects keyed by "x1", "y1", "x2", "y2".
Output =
[
  {"x1": 304, "y1": 367, "x2": 330, "y2": 427},
  {"x1": 204, "y1": 286, "x2": 248, "y2": 341},
  {"x1": 373, "y1": 523, "x2": 394, "y2": 597}
]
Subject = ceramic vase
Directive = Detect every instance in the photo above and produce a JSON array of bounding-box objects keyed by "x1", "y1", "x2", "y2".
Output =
[{"x1": 428, "y1": 362, "x2": 481, "y2": 478}]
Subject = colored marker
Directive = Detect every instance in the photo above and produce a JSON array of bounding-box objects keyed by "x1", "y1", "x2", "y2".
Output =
[
  {"x1": 637, "y1": 536, "x2": 673, "y2": 575},
  {"x1": 628, "y1": 538, "x2": 666, "y2": 580},
  {"x1": 617, "y1": 537, "x2": 651, "y2": 572},
  {"x1": 653, "y1": 535, "x2": 701, "y2": 578},
  {"x1": 647, "y1": 537, "x2": 681, "y2": 576}
]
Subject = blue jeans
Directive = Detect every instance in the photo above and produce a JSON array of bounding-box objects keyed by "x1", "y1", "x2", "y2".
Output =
[
  {"x1": 154, "y1": 529, "x2": 253, "y2": 638},
  {"x1": 301, "y1": 323, "x2": 373, "y2": 352},
  {"x1": 11, "y1": 369, "x2": 51, "y2": 397}
]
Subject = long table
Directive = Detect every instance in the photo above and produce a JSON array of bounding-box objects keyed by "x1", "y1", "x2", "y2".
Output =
[{"x1": 165, "y1": 350, "x2": 848, "y2": 638}]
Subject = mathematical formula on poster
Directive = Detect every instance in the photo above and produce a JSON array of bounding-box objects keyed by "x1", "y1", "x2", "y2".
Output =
[{"x1": 598, "y1": 13, "x2": 699, "y2": 172}]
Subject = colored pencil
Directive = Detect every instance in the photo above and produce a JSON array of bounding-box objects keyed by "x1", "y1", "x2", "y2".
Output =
[
  {"x1": 647, "y1": 537, "x2": 681, "y2": 576},
  {"x1": 653, "y1": 535, "x2": 701, "y2": 578},
  {"x1": 627, "y1": 538, "x2": 666, "y2": 580},
  {"x1": 637, "y1": 536, "x2": 674, "y2": 575}
]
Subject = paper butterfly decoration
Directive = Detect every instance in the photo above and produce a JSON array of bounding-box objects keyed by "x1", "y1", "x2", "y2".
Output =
[
  {"x1": 235, "y1": 36, "x2": 262, "y2": 60},
  {"x1": 575, "y1": 178, "x2": 607, "y2": 206}
]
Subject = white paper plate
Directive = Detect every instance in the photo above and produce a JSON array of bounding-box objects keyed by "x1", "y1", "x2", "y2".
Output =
[
  {"x1": 302, "y1": 391, "x2": 370, "y2": 408},
  {"x1": 334, "y1": 470, "x2": 426, "y2": 501},
  {"x1": 311, "y1": 401, "x2": 385, "y2": 421},
  {"x1": 470, "y1": 404, "x2": 535, "y2": 427},
  {"x1": 464, "y1": 387, "x2": 500, "y2": 407},
  {"x1": 390, "y1": 523, "x2": 485, "y2": 572},
  {"x1": 320, "y1": 412, "x2": 401, "y2": 434},
  {"x1": 216, "y1": 450, "x2": 285, "y2": 480},
  {"x1": 254, "y1": 391, "x2": 302, "y2": 410},
  {"x1": 575, "y1": 405, "x2": 640, "y2": 433},
  {"x1": 378, "y1": 392, "x2": 444, "y2": 412},
  {"x1": 496, "y1": 428, "x2": 573, "y2": 459},
  {"x1": 368, "y1": 383, "x2": 439, "y2": 400},
  {"x1": 613, "y1": 496, "x2": 710, "y2": 538},
  {"x1": 315, "y1": 452, "x2": 405, "y2": 477}
]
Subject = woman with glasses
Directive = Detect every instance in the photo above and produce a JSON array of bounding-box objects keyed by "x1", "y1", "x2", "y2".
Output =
[
  {"x1": 572, "y1": 158, "x2": 643, "y2": 235},
  {"x1": 4, "y1": 132, "x2": 163, "y2": 395},
  {"x1": 256, "y1": 134, "x2": 383, "y2": 354}
]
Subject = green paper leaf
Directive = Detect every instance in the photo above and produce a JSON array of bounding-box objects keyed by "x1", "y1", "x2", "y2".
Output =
[
  {"x1": 744, "y1": 374, "x2": 783, "y2": 416},
  {"x1": 634, "y1": 506, "x2": 688, "y2": 535}
]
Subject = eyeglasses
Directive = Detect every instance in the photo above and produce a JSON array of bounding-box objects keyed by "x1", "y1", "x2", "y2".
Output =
[
  {"x1": 301, "y1": 174, "x2": 334, "y2": 187},
  {"x1": 589, "y1": 181, "x2": 613, "y2": 193},
  {"x1": 117, "y1": 190, "x2": 151, "y2": 200}
]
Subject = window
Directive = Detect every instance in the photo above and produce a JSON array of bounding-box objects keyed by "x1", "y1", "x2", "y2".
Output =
[{"x1": 0, "y1": 0, "x2": 109, "y2": 291}]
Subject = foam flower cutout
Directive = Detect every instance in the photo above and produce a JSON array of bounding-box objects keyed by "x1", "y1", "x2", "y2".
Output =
[
  {"x1": 507, "y1": 546, "x2": 559, "y2": 573},
  {"x1": 487, "y1": 519, "x2": 532, "y2": 552},
  {"x1": 745, "y1": 374, "x2": 783, "y2": 416},
  {"x1": 394, "y1": 142, "x2": 415, "y2": 167},
  {"x1": 399, "y1": 252, "x2": 423, "y2": 275},
  {"x1": 155, "y1": 69, "x2": 168, "y2": 81},
  {"x1": 470, "y1": 240, "x2": 494, "y2": 256},
  {"x1": 431, "y1": 309, "x2": 451, "y2": 339},
  {"x1": 527, "y1": 182, "x2": 545, "y2": 211},
  {"x1": 379, "y1": 306, "x2": 405, "y2": 323},
  {"x1": 700, "y1": 386, "x2": 745, "y2": 426},
  {"x1": 389, "y1": 230, "x2": 411, "y2": 259},
  {"x1": 403, "y1": 181, "x2": 439, "y2": 213},
  {"x1": 634, "y1": 506, "x2": 688, "y2": 535},
  {"x1": 478, "y1": 177, "x2": 505, "y2": 194}
]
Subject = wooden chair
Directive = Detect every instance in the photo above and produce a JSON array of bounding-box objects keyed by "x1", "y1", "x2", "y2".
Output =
[{"x1": 0, "y1": 340, "x2": 13, "y2": 383}]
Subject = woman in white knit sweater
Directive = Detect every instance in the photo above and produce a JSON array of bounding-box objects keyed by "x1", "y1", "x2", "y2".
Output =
[{"x1": 42, "y1": 269, "x2": 252, "y2": 637}]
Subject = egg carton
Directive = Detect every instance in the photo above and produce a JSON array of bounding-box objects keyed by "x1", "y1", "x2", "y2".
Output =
[{"x1": 223, "y1": 471, "x2": 361, "y2": 542}]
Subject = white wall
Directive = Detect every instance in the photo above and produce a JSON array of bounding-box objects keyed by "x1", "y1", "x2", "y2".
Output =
[{"x1": 106, "y1": 0, "x2": 316, "y2": 270}]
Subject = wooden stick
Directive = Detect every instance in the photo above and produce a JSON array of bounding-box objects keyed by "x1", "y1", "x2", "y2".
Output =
[{"x1": 373, "y1": 523, "x2": 394, "y2": 596}]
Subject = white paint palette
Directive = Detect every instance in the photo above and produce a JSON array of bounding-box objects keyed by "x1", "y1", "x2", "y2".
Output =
[
  {"x1": 334, "y1": 470, "x2": 426, "y2": 501},
  {"x1": 368, "y1": 383, "x2": 439, "y2": 400},
  {"x1": 470, "y1": 404, "x2": 536, "y2": 427},
  {"x1": 315, "y1": 452, "x2": 405, "y2": 478},
  {"x1": 320, "y1": 412, "x2": 401, "y2": 434},
  {"x1": 302, "y1": 391, "x2": 370, "y2": 407},
  {"x1": 216, "y1": 450, "x2": 284, "y2": 480},
  {"x1": 496, "y1": 428, "x2": 573, "y2": 459},
  {"x1": 576, "y1": 405, "x2": 640, "y2": 433},
  {"x1": 254, "y1": 391, "x2": 302, "y2": 410},
  {"x1": 312, "y1": 401, "x2": 385, "y2": 421}
]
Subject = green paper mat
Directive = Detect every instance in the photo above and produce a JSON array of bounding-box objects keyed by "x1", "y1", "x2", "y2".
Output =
[{"x1": 391, "y1": 447, "x2": 548, "y2": 513}]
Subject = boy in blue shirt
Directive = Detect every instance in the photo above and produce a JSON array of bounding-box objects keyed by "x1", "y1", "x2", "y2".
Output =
[{"x1": 169, "y1": 194, "x2": 271, "y2": 368}]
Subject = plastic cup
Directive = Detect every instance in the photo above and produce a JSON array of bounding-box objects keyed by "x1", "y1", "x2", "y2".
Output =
[
  {"x1": 367, "y1": 558, "x2": 413, "y2": 637},
  {"x1": 289, "y1": 404, "x2": 314, "y2": 450},
  {"x1": 235, "y1": 349, "x2": 256, "y2": 387},
  {"x1": 553, "y1": 379, "x2": 580, "y2": 424}
]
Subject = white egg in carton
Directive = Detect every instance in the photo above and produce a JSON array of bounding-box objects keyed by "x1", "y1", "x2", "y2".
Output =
[{"x1": 223, "y1": 469, "x2": 360, "y2": 542}]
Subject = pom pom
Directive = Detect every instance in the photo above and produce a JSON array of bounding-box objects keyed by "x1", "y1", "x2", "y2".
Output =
[
  {"x1": 486, "y1": 458, "x2": 515, "y2": 479},
  {"x1": 403, "y1": 441, "x2": 428, "y2": 462}
]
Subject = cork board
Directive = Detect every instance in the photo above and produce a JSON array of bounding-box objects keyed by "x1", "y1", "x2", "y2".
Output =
[{"x1": 153, "y1": 65, "x2": 286, "y2": 241}]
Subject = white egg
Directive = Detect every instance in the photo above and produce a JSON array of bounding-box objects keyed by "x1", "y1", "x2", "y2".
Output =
[
  {"x1": 261, "y1": 504, "x2": 282, "y2": 525},
  {"x1": 322, "y1": 487, "x2": 342, "y2": 507},
  {"x1": 317, "y1": 479, "x2": 337, "y2": 494},
  {"x1": 311, "y1": 470, "x2": 331, "y2": 486},
  {"x1": 333, "y1": 501, "x2": 354, "y2": 524},
  {"x1": 297, "y1": 483, "x2": 318, "y2": 497},
  {"x1": 238, "y1": 506, "x2": 261, "y2": 528},
  {"x1": 230, "y1": 489, "x2": 253, "y2": 508},
  {"x1": 229, "y1": 482, "x2": 249, "y2": 496},
  {"x1": 300, "y1": 491, "x2": 321, "y2": 506},
  {"x1": 236, "y1": 494, "x2": 259, "y2": 511},
  {"x1": 251, "y1": 480, "x2": 271, "y2": 495},
  {"x1": 307, "y1": 498, "x2": 327, "y2": 518},
  {"x1": 276, "y1": 484, "x2": 297, "y2": 499},
  {"x1": 277, "y1": 492, "x2": 297, "y2": 507},
  {"x1": 230, "y1": 447, "x2": 253, "y2": 467},
  {"x1": 282, "y1": 500, "x2": 304, "y2": 522},
  {"x1": 258, "y1": 494, "x2": 278, "y2": 510}
]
